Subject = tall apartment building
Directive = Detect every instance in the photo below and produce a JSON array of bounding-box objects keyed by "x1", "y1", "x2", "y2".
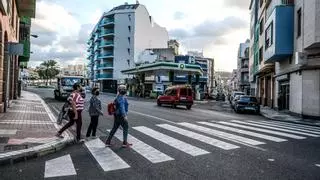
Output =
[
  {"x1": 87, "y1": 2, "x2": 169, "y2": 93},
  {"x1": 0, "y1": 1, "x2": 36, "y2": 112},
  {"x1": 249, "y1": 0, "x2": 320, "y2": 119},
  {"x1": 237, "y1": 40, "x2": 250, "y2": 94}
]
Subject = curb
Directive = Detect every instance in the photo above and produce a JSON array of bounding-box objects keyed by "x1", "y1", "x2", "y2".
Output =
[
  {"x1": 0, "y1": 91, "x2": 75, "y2": 166},
  {"x1": 260, "y1": 112, "x2": 320, "y2": 127}
]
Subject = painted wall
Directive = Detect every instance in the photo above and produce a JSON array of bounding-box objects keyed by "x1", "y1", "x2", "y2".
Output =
[
  {"x1": 302, "y1": 70, "x2": 320, "y2": 117},
  {"x1": 289, "y1": 72, "x2": 303, "y2": 114}
]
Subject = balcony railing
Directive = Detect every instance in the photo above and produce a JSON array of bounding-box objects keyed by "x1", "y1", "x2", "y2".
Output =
[
  {"x1": 96, "y1": 74, "x2": 113, "y2": 79},
  {"x1": 98, "y1": 63, "x2": 113, "y2": 68},
  {"x1": 100, "y1": 41, "x2": 114, "y2": 47},
  {"x1": 100, "y1": 30, "x2": 114, "y2": 37},
  {"x1": 99, "y1": 53, "x2": 114, "y2": 58},
  {"x1": 101, "y1": 19, "x2": 114, "y2": 26}
]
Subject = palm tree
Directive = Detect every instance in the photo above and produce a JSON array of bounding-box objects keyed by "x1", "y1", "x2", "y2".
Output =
[{"x1": 40, "y1": 60, "x2": 60, "y2": 86}]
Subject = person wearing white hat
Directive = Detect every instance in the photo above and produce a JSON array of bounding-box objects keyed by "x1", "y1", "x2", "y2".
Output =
[{"x1": 105, "y1": 84, "x2": 132, "y2": 147}]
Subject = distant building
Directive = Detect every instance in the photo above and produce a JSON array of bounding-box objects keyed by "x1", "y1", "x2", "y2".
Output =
[
  {"x1": 87, "y1": 2, "x2": 169, "y2": 93},
  {"x1": 236, "y1": 40, "x2": 250, "y2": 94},
  {"x1": 62, "y1": 64, "x2": 86, "y2": 76}
]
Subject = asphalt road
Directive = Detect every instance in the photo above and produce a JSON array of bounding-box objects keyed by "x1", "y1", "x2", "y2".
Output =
[{"x1": 1, "y1": 87, "x2": 320, "y2": 180}]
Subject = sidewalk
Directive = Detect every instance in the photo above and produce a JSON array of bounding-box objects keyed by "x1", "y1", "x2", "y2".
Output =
[
  {"x1": 0, "y1": 91, "x2": 74, "y2": 165},
  {"x1": 260, "y1": 106, "x2": 320, "y2": 127}
]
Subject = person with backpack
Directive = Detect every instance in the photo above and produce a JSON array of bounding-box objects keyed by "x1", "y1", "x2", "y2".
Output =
[
  {"x1": 56, "y1": 83, "x2": 85, "y2": 143},
  {"x1": 86, "y1": 87, "x2": 103, "y2": 139},
  {"x1": 105, "y1": 85, "x2": 131, "y2": 147}
]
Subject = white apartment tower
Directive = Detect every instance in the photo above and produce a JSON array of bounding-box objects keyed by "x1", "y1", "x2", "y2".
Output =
[{"x1": 87, "y1": 2, "x2": 169, "y2": 93}]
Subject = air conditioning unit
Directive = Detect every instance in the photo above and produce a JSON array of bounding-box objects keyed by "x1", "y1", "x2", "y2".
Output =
[{"x1": 295, "y1": 52, "x2": 307, "y2": 65}]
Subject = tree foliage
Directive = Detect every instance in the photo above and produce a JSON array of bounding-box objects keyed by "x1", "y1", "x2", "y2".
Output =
[{"x1": 37, "y1": 60, "x2": 60, "y2": 85}]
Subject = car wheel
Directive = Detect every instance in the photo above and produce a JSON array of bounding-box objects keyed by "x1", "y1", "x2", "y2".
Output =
[
  {"x1": 172, "y1": 104, "x2": 177, "y2": 108},
  {"x1": 157, "y1": 101, "x2": 161, "y2": 106},
  {"x1": 186, "y1": 105, "x2": 192, "y2": 110}
]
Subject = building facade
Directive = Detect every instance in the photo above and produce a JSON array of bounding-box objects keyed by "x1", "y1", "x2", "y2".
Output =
[
  {"x1": 62, "y1": 64, "x2": 86, "y2": 77},
  {"x1": 249, "y1": 0, "x2": 320, "y2": 119},
  {"x1": 87, "y1": 2, "x2": 169, "y2": 93},
  {"x1": 237, "y1": 40, "x2": 250, "y2": 94},
  {"x1": 0, "y1": 0, "x2": 36, "y2": 112}
]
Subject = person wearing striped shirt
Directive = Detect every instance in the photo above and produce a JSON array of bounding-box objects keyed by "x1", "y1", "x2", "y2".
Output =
[{"x1": 56, "y1": 83, "x2": 85, "y2": 142}]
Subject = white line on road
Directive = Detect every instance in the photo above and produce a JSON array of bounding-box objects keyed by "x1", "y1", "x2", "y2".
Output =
[
  {"x1": 44, "y1": 154, "x2": 76, "y2": 178},
  {"x1": 157, "y1": 124, "x2": 240, "y2": 150},
  {"x1": 109, "y1": 129, "x2": 174, "y2": 163},
  {"x1": 197, "y1": 122, "x2": 287, "y2": 142},
  {"x1": 192, "y1": 108, "x2": 244, "y2": 120},
  {"x1": 232, "y1": 120, "x2": 319, "y2": 137},
  {"x1": 258, "y1": 121, "x2": 320, "y2": 132},
  {"x1": 85, "y1": 138, "x2": 130, "y2": 172},
  {"x1": 219, "y1": 122, "x2": 306, "y2": 139},
  {"x1": 247, "y1": 121, "x2": 320, "y2": 135},
  {"x1": 0, "y1": 129, "x2": 17, "y2": 135},
  {"x1": 178, "y1": 122, "x2": 265, "y2": 146},
  {"x1": 315, "y1": 164, "x2": 320, "y2": 168},
  {"x1": 133, "y1": 126, "x2": 210, "y2": 156},
  {"x1": 129, "y1": 111, "x2": 176, "y2": 124}
]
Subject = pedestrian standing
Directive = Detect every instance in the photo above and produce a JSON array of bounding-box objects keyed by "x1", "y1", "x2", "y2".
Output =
[
  {"x1": 56, "y1": 83, "x2": 85, "y2": 143},
  {"x1": 86, "y1": 87, "x2": 103, "y2": 139},
  {"x1": 105, "y1": 85, "x2": 131, "y2": 148}
]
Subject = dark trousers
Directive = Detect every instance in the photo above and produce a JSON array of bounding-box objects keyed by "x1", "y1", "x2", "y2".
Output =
[
  {"x1": 59, "y1": 110, "x2": 82, "y2": 140},
  {"x1": 86, "y1": 116, "x2": 99, "y2": 137},
  {"x1": 106, "y1": 115, "x2": 129, "y2": 143}
]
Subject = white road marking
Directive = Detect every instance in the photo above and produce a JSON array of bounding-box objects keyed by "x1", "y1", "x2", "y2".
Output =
[
  {"x1": 52, "y1": 106, "x2": 60, "y2": 115},
  {"x1": 192, "y1": 108, "x2": 243, "y2": 119},
  {"x1": 7, "y1": 110, "x2": 47, "y2": 114},
  {"x1": 248, "y1": 121, "x2": 320, "y2": 135},
  {"x1": 133, "y1": 126, "x2": 210, "y2": 156},
  {"x1": 198, "y1": 122, "x2": 287, "y2": 142},
  {"x1": 219, "y1": 122, "x2": 306, "y2": 139},
  {"x1": 315, "y1": 164, "x2": 320, "y2": 167},
  {"x1": 178, "y1": 122, "x2": 265, "y2": 146},
  {"x1": 129, "y1": 111, "x2": 176, "y2": 124},
  {"x1": 268, "y1": 159, "x2": 275, "y2": 162},
  {"x1": 44, "y1": 154, "x2": 76, "y2": 178},
  {"x1": 258, "y1": 121, "x2": 320, "y2": 132},
  {"x1": 109, "y1": 129, "x2": 174, "y2": 163},
  {"x1": 85, "y1": 138, "x2": 130, "y2": 172},
  {"x1": 0, "y1": 129, "x2": 17, "y2": 135},
  {"x1": 157, "y1": 124, "x2": 240, "y2": 150},
  {"x1": 232, "y1": 120, "x2": 319, "y2": 137}
]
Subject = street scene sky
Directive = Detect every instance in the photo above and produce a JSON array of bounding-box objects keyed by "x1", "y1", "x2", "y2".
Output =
[{"x1": 30, "y1": 0, "x2": 250, "y2": 72}]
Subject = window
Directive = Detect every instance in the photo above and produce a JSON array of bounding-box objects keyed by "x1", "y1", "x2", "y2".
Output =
[
  {"x1": 259, "y1": 18, "x2": 264, "y2": 35},
  {"x1": 259, "y1": 47, "x2": 263, "y2": 64},
  {"x1": 128, "y1": 26, "x2": 131, "y2": 33},
  {"x1": 128, "y1": 14, "x2": 131, "y2": 21},
  {"x1": 127, "y1": 59, "x2": 130, "y2": 66},
  {"x1": 127, "y1": 48, "x2": 130, "y2": 55},
  {"x1": 128, "y1": 37, "x2": 131, "y2": 44},
  {"x1": 297, "y1": 8, "x2": 302, "y2": 37},
  {"x1": 265, "y1": 22, "x2": 273, "y2": 49}
]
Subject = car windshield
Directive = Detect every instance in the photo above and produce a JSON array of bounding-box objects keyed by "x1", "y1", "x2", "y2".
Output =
[
  {"x1": 61, "y1": 78, "x2": 83, "y2": 86},
  {"x1": 240, "y1": 97, "x2": 257, "y2": 102}
]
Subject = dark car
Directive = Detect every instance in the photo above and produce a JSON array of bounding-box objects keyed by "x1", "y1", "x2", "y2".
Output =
[
  {"x1": 216, "y1": 93, "x2": 226, "y2": 101},
  {"x1": 234, "y1": 95, "x2": 260, "y2": 114},
  {"x1": 157, "y1": 85, "x2": 193, "y2": 110}
]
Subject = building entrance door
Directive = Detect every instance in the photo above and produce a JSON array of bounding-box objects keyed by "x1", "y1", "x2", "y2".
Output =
[{"x1": 279, "y1": 81, "x2": 290, "y2": 110}]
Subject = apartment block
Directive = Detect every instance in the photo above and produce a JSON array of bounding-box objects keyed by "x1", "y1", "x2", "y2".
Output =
[
  {"x1": 237, "y1": 40, "x2": 250, "y2": 94},
  {"x1": 87, "y1": 2, "x2": 169, "y2": 93}
]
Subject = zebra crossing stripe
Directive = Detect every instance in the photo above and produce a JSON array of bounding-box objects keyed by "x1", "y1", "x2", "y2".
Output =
[
  {"x1": 218, "y1": 122, "x2": 306, "y2": 139},
  {"x1": 197, "y1": 122, "x2": 287, "y2": 142},
  {"x1": 247, "y1": 121, "x2": 320, "y2": 135},
  {"x1": 108, "y1": 129, "x2": 174, "y2": 163},
  {"x1": 178, "y1": 122, "x2": 265, "y2": 146},
  {"x1": 157, "y1": 124, "x2": 240, "y2": 150},
  {"x1": 232, "y1": 120, "x2": 319, "y2": 137},
  {"x1": 258, "y1": 121, "x2": 320, "y2": 132},
  {"x1": 44, "y1": 154, "x2": 76, "y2": 178},
  {"x1": 133, "y1": 126, "x2": 210, "y2": 156},
  {"x1": 85, "y1": 138, "x2": 130, "y2": 172}
]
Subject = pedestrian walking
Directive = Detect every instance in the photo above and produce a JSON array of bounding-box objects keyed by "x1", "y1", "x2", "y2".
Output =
[
  {"x1": 105, "y1": 85, "x2": 131, "y2": 148},
  {"x1": 56, "y1": 83, "x2": 85, "y2": 143},
  {"x1": 86, "y1": 87, "x2": 103, "y2": 139}
]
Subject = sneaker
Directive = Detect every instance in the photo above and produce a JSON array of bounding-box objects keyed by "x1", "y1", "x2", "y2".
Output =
[
  {"x1": 76, "y1": 139, "x2": 85, "y2": 144},
  {"x1": 105, "y1": 140, "x2": 112, "y2": 147},
  {"x1": 55, "y1": 133, "x2": 63, "y2": 138},
  {"x1": 122, "y1": 142, "x2": 132, "y2": 148}
]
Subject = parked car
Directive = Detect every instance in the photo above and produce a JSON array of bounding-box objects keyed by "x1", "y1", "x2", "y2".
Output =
[
  {"x1": 229, "y1": 91, "x2": 245, "y2": 103},
  {"x1": 157, "y1": 85, "x2": 193, "y2": 110},
  {"x1": 216, "y1": 93, "x2": 226, "y2": 101},
  {"x1": 231, "y1": 95, "x2": 241, "y2": 108},
  {"x1": 234, "y1": 95, "x2": 260, "y2": 114}
]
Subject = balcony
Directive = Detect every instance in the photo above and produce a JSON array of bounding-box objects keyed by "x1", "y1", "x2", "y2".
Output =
[
  {"x1": 100, "y1": 18, "x2": 115, "y2": 27},
  {"x1": 99, "y1": 53, "x2": 114, "y2": 59},
  {"x1": 264, "y1": 6, "x2": 294, "y2": 63},
  {"x1": 99, "y1": 41, "x2": 114, "y2": 48},
  {"x1": 266, "y1": 0, "x2": 294, "y2": 18},
  {"x1": 97, "y1": 63, "x2": 113, "y2": 70},
  {"x1": 97, "y1": 74, "x2": 113, "y2": 80},
  {"x1": 100, "y1": 30, "x2": 115, "y2": 37}
]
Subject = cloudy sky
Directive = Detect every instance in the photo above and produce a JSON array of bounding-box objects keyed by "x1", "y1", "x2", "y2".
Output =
[{"x1": 30, "y1": 0, "x2": 250, "y2": 72}]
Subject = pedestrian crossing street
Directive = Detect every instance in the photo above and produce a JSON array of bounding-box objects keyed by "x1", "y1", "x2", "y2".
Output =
[{"x1": 44, "y1": 120, "x2": 320, "y2": 178}]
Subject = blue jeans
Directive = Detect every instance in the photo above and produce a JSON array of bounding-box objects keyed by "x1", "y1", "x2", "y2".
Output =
[{"x1": 106, "y1": 115, "x2": 129, "y2": 143}]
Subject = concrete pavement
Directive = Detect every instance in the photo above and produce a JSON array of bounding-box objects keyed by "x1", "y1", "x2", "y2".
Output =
[{"x1": 0, "y1": 91, "x2": 74, "y2": 165}]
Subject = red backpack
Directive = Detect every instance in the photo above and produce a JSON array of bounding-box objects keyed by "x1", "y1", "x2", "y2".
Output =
[{"x1": 107, "y1": 102, "x2": 116, "y2": 115}]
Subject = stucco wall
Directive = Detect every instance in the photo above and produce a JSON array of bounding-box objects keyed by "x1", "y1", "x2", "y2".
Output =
[
  {"x1": 302, "y1": 70, "x2": 320, "y2": 117},
  {"x1": 289, "y1": 72, "x2": 303, "y2": 114}
]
